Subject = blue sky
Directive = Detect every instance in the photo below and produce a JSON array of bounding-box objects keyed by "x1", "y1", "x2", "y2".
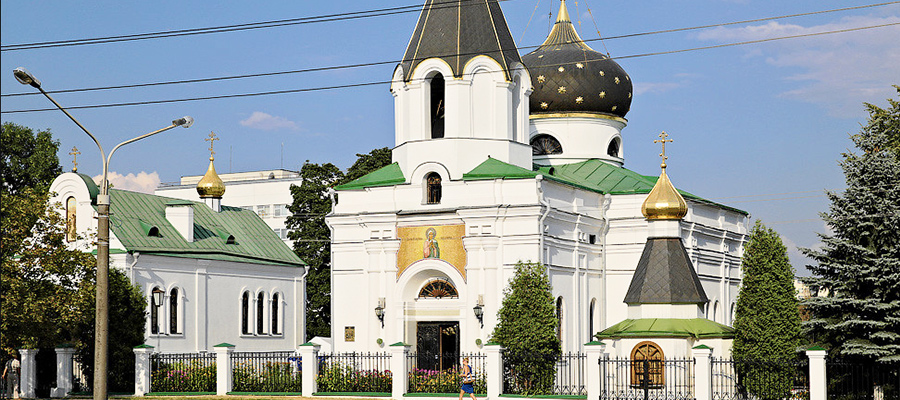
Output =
[{"x1": 2, "y1": 0, "x2": 899, "y2": 274}]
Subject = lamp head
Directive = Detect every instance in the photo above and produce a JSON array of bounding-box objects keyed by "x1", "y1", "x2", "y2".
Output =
[
  {"x1": 13, "y1": 67, "x2": 41, "y2": 88},
  {"x1": 152, "y1": 287, "x2": 165, "y2": 306},
  {"x1": 473, "y1": 304, "x2": 484, "y2": 319},
  {"x1": 173, "y1": 116, "x2": 194, "y2": 128}
]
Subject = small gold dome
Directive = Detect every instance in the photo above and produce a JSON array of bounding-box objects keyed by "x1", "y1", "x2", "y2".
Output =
[
  {"x1": 196, "y1": 157, "x2": 225, "y2": 198},
  {"x1": 641, "y1": 166, "x2": 687, "y2": 220}
]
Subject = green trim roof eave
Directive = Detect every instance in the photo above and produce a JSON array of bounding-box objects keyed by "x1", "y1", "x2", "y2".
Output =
[
  {"x1": 143, "y1": 251, "x2": 304, "y2": 268},
  {"x1": 596, "y1": 318, "x2": 735, "y2": 339},
  {"x1": 335, "y1": 163, "x2": 406, "y2": 191},
  {"x1": 76, "y1": 173, "x2": 100, "y2": 204},
  {"x1": 463, "y1": 157, "x2": 538, "y2": 180}
]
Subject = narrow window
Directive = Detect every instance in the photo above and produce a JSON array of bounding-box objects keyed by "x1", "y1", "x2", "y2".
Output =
[
  {"x1": 169, "y1": 288, "x2": 179, "y2": 334},
  {"x1": 66, "y1": 196, "x2": 77, "y2": 242},
  {"x1": 589, "y1": 298, "x2": 596, "y2": 339},
  {"x1": 257, "y1": 292, "x2": 266, "y2": 334},
  {"x1": 631, "y1": 341, "x2": 665, "y2": 388},
  {"x1": 556, "y1": 297, "x2": 564, "y2": 343},
  {"x1": 426, "y1": 172, "x2": 442, "y2": 204},
  {"x1": 150, "y1": 287, "x2": 161, "y2": 335},
  {"x1": 430, "y1": 73, "x2": 445, "y2": 139},
  {"x1": 607, "y1": 138, "x2": 621, "y2": 158},
  {"x1": 241, "y1": 292, "x2": 250, "y2": 335},
  {"x1": 271, "y1": 293, "x2": 280, "y2": 335}
]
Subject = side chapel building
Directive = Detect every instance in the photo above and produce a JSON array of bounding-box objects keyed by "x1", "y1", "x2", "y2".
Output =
[{"x1": 327, "y1": 0, "x2": 746, "y2": 362}]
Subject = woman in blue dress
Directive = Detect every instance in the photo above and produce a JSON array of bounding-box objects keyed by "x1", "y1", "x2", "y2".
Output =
[{"x1": 459, "y1": 356, "x2": 476, "y2": 400}]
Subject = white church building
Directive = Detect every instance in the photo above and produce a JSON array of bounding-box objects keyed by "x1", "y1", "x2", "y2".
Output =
[
  {"x1": 49, "y1": 149, "x2": 308, "y2": 353},
  {"x1": 326, "y1": 0, "x2": 746, "y2": 361}
]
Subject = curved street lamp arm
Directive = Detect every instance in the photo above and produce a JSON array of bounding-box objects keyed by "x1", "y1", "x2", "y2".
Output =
[
  {"x1": 105, "y1": 123, "x2": 178, "y2": 190},
  {"x1": 36, "y1": 87, "x2": 107, "y2": 178}
]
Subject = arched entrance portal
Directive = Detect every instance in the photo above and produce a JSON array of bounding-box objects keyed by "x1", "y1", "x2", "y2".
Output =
[{"x1": 415, "y1": 277, "x2": 460, "y2": 370}]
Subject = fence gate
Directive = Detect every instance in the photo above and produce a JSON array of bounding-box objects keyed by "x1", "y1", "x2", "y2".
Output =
[{"x1": 598, "y1": 357, "x2": 694, "y2": 400}]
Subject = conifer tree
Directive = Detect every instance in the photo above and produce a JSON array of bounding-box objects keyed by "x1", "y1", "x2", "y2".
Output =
[
  {"x1": 733, "y1": 221, "x2": 801, "y2": 398},
  {"x1": 491, "y1": 261, "x2": 560, "y2": 394},
  {"x1": 802, "y1": 86, "x2": 900, "y2": 364}
]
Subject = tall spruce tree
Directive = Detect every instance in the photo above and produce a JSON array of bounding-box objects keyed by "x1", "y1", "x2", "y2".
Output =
[
  {"x1": 286, "y1": 148, "x2": 391, "y2": 340},
  {"x1": 801, "y1": 86, "x2": 900, "y2": 364},
  {"x1": 733, "y1": 221, "x2": 801, "y2": 398},
  {"x1": 491, "y1": 261, "x2": 560, "y2": 395}
]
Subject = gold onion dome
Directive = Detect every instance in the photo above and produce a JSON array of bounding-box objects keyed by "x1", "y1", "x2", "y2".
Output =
[
  {"x1": 196, "y1": 157, "x2": 225, "y2": 198},
  {"x1": 641, "y1": 165, "x2": 687, "y2": 220}
]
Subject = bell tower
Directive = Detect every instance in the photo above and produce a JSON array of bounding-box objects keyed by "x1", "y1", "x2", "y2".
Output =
[{"x1": 391, "y1": 0, "x2": 533, "y2": 180}]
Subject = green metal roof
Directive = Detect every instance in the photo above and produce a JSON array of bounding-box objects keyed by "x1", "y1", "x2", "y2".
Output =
[
  {"x1": 596, "y1": 318, "x2": 735, "y2": 339},
  {"x1": 335, "y1": 163, "x2": 406, "y2": 191},
  {"x1": 463, "y1": 157, "x2": 539, "y2": 180},
  {"x1": 103, "y1": 189, "x2": 305, "y2": 267}
]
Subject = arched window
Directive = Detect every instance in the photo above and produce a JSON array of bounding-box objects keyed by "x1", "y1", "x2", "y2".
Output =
[
  {"x1": 150, "y1": 287, "x2": 162, "y2": 335},
  {"x1": 241, "y1": 292, "x2": 250, "y2": 335},
  {"x1": 556, "y1": 297, "x2": 564, "y2": 343},
  {"x1": 531, "y1": 134, "x2": 563, "y2": 155},
  {"x1": 589, "y1": 298, "x2": 597, "y2": 339},
  {"x1": 418, "y1": 279, "x2": 458, "y2": 299},
  {"x1": 66, "y1": 196, "x2": 77, "y2": 242},
  {"x1": 257, "y1": 292, "x2": 266, "y2": 334},
  {"x1": 272, "y1": 293, "x2": 280, "y2": 335},
  {"x1": 631, "y1": 341, "x2": 665, "y2": 388},
  {"x1": 430, "y1": 73, "x2": 445, "y2": 139},
  {"x1": 169, "y1": 288, "x2": 179, "y2": 334},
  {"x1": 712, "y1": 300, "x2": 720, "y2": 323},
  {"x1": 607, "y1": 137, "x2": 621, "y2": 158},
  {"x1": 426, "y1": 172, "x2": 442, "y2": 204}
]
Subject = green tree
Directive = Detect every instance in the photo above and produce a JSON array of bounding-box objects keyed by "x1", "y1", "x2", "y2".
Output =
[
  {"x1": 286, "y1": 147, "x2": 392, "y2": 340},
  {"x1": 0, "y1": 190, "x2": 95, "y2": 357},
  {"x1": 801, "y1": 87, "x2": 900, "y2": 365},
  {"x1": 490, "y1": 261, "x2": 560, "y2": 395},
  {"x1": 733, "y1": 220, "x2": 801, "y2": 398},
  {"x1": 1, "y1": 122, "x2": 61, "y2": 195},
  {"x1": 70, "y1": 268, "x2": 147, "y2": 392}
]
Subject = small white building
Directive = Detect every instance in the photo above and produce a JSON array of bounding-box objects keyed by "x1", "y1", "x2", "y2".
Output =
[
  {"x1": 156, "y1": 168, "x2": 301, "y2": 246},
  {"x1": 50, "y1": 155, "x2": 308, "y2": 353},
  {"x1": 325, "y1": 0, "x2": 747, "y2": 364}
]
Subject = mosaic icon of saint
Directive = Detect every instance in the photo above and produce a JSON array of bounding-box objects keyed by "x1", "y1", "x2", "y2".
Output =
[{"x1": 423, "y1": 227, "x2": 440, "y2": 258}]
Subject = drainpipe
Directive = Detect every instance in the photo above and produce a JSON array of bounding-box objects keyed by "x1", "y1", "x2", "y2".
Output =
[
  {"x1": 536, "y1": 175, "x2": 551, "y2": 267},
  {"x1": 128, "y1": 251, "x2": 140, "y2": 282}
]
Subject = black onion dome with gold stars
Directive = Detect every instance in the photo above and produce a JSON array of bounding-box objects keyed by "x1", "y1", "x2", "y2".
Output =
[{"x1": 522, "y1": 0, "x2": 632, "y2": 118}]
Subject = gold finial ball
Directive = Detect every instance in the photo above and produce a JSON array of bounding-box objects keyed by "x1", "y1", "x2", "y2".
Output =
[{"x1": 196, "y1": 159, "x2": 225, "y2": 198}]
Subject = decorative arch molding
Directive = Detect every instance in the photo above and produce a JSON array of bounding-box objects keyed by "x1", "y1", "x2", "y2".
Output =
[
  {"x1": 397, "y1": 258, "x2": 466, "y2": 302},
  {"x1": 409, "y1": 161, "x2": 451, "y2": 185},
  {"x1": 418, "y1": 278, "x2": 459, "y2": 299},
  {"x1": 410, "y1": 58, "x2": 455, "y2": 83},
  {"x1": 461, "y1": 55, "x2": 506, "y2": 83}
]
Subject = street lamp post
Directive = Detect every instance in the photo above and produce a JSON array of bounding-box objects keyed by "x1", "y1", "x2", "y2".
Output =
[{"x1": 14, "y1": 67, "x2": 193, "y2": 400}]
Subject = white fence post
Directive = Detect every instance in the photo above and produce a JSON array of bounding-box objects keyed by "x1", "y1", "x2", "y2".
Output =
[
  {"x1": 584, "y1": 341, "x2": 606, "y2": 400},
  {"x1": 299, "y1": 342, "x2": 321, "y2": 396},
  {"x1": 485, "y1": 343, "x2": 503, "y2": 399},
  {"x1": 390, "y1": 342, "x2": 411, "y2": 399},
  {"x1": 692, "y1": 345, "x2": 712, "y2": 400},
  {"x1": 19, "y1": 348, "x2": 37, "y2": 399},
  {"x1": 51, "y1": 346, "x2": 76, "y2": 397},
  {"x1": 133, "y1": 345, "x2": 154, "y2": 396},
  {"x1": 214, "y1": 343, "x2": 235, "y2": 395},
  {"x1": 806, "y1": 346, "x2": 827, "y2": 400}
]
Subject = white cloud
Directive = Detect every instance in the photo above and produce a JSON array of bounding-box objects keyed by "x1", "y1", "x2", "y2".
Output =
[
  {"x1": 696, "y1": 14, "x2": 900, "y2": 117},
  {"x1": 239, "y1": 111, "x2": 299, "y2": 131},
  {"x1": 93, "y1": 171, "x2": 161, "y2": 194}
]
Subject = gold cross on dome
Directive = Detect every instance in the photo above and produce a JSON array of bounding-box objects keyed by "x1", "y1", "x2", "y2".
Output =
[
  {"x1": 654, "y1": 131, "x2": 673, "y2": 168},
  {"x1": 69, "y1": 146, "x2": 81, "y2": 172},
  {"x1": 205, "y1": 132, "x2": 219, "y2": 159}
]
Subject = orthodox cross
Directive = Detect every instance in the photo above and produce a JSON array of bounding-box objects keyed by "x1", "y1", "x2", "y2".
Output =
[
  {"x1": 205, "y1": 132, "x2": 219, "y2": 160},
  {"x1": 69, "y1": 146, "x2": 81, "y2": 172},
  {"x1": 654, "y1": 131, "x2": 673, "y2": 168}
]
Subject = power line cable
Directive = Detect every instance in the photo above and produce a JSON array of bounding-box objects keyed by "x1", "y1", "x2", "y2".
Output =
[
  {"x1": 3, "y1": 2, "x2": 895, "y2": 98},
  {"x1": 3, "y1": 21, "x2": 895, "y2": 114}
]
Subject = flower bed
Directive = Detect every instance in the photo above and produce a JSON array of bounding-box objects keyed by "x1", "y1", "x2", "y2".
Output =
[{"x1": 409, "y1": 367, "x2": 487, "y2": 394}]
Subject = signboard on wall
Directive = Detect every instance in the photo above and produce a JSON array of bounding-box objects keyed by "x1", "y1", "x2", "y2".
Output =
[{"x1": 397, "y1": 224, "x2": 467, "y2": 280}]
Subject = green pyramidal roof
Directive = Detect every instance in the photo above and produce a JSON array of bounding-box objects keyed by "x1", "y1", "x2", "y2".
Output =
[
  {"x1": 103, "y1": 189, "x2": 305, "y2": 267},
  {"x1": 463, "y1": 157, "x2": 538, "y2": 180},
  {"x1": 335, "y1": 163, "x2": 405, "y2": 191},
  {"x1": 596, "y1": 318, "x2": 734, "y2": 339}
]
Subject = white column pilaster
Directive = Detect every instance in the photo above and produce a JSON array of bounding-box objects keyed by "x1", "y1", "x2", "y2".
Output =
[
  {"x1": 299, "y1": 343, "x2": 321, "y2": 396},
  {"x1": 584, "y1": 341, "x2": 606, "y2": 400},
  {"x1": 133, "y1": 345, "x2": 154, "y2": 396},
  {"x1": 51, "y1": 347, "x2": 77, "y2": 397},
  {"x1": 19, "y1": 348, "x2": 37, "y2": 398},
  {"x1": 390, "y1": 342, "x2": 411, "y2": 399},
  {"x1": 692, "y1": 345, "x2": 712, "y2": 400},
  {"x1": 214, "y1": 343, "x2": 235, "y2": 395},
  {"x1": 806, "y1": 347, "x2": 827, "y2": 400},
  {"x1": 485, "y1": 343, "x2": 503, "y2": 399}
]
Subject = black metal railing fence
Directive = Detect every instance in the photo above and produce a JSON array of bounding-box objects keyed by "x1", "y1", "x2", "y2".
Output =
[
  {"x1": 826, "y1": 358, "x2": 900, "y2": 400},
  {"x1": 316, "y1": 352, "x2": 392, "y2": 393},
  {"x1": 598, "y1": 357, "x2": 694, "y2": 400},
  {"x1": 407, "y1": 352, "x2": 486, "y2": 394},
  {"x1": 710, "y1": 357, "x2": 809, "y2": 400},
  {"x1": 502, "y1": 351, "x2": 586, "y2": 396},
  {"x1": 231, "y1": 351, "x2": 301, "y2": 393},
  {"x1": 150, "y1": 352, "x2": 216, "y2": 393}
]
